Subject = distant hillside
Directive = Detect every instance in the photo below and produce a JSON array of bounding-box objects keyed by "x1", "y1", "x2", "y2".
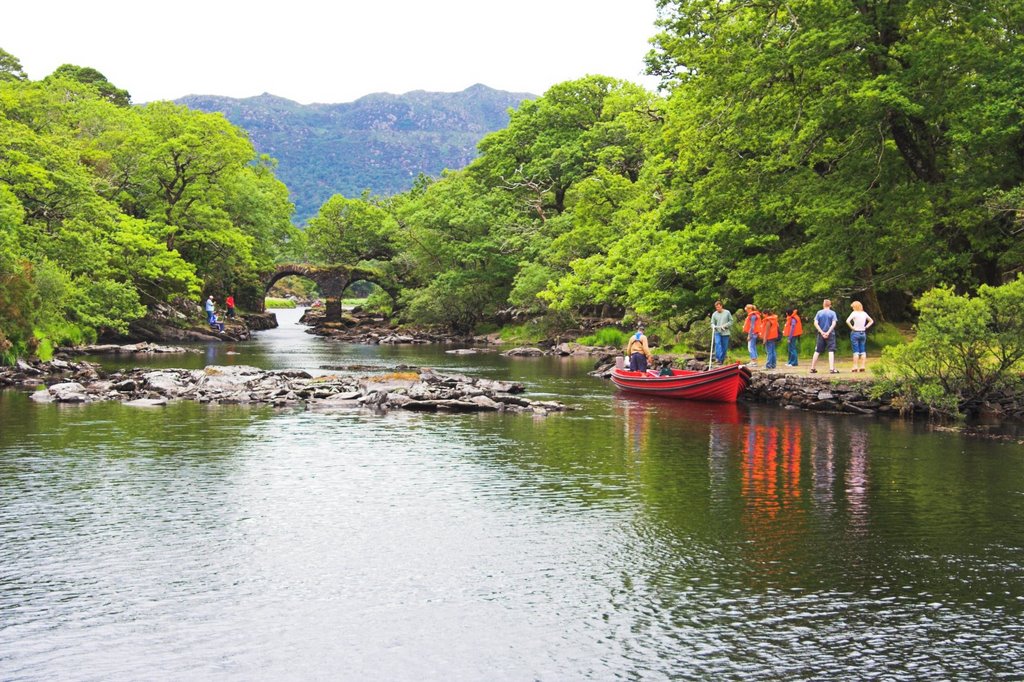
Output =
[{"x1": 177, "y1": 84, "x2": 534, "y2": 223}]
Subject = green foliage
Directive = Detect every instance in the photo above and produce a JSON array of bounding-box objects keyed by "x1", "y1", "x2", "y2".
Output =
[
  {"x1": 0, "y1": 48, "x2": 27, "y2": 82},
  {"x1": 508, "y1": 262, "x2": 555, "y2": 313},
  {"x1": 306, "y1": 195, "x2": 397, "y2": 265},
  {"x1": 48, "y1": 64, "x2": 131, "y2": 106},
  {"x1": 0, "y1": 55, "x2": 295, "y2": 359},
  {"x1": 576, "y1": 327, "x2": 630, "y2": 348},
  {"x1": 876, "y1": 278, "x2": 1024, "y2": 415},
  {"x1": 400, "y1": 270, "x2": 501, "y2": 335},
  {"x1": 362, "y1": 288, "x2": 394, "y2": 315},
  {"x1": 264, "y1": 298, "x2": 297, "y2": 309},
  {"x1": 497, "y1": 322, "x2": 548, "y2": 345}
]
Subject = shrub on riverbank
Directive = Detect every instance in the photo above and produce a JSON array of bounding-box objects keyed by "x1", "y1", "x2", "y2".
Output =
[
  {"x1": 265, "y1": 298, "x2": 297, "y2": 309},
  {"x1": 874, "y1": 277, "x2": 1024, "y2": 416},
  {"x1": 576, "y1": 327, "x2": 630, "y2": 348}
]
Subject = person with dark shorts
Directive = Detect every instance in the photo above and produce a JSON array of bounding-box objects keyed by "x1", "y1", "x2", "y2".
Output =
[{"x1": 809, "y1": 299, "x2": 839, "y2": 374}]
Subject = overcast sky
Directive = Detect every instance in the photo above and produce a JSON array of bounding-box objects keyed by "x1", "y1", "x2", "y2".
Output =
[{"x1": 4, "y1": 0, "x2": 662, "y2": 104}]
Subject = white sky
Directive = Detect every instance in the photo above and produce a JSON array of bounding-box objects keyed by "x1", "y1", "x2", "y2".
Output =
[{"x1": 4, "y1": 0, "x2": 662, "y2": 104}]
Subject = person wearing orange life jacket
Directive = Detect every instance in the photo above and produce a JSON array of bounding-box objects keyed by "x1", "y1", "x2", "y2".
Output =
[
  {"x1": 742, "y1": 304, "x2": 762, "y2": 366},
  {"x1": 761, "y1": 309, "x2": 781, "y2": 369},
  {"x1": 783, "y1": 308, "x2": 803, "y2": 367},
  {"x1": 624, "y1": 323, "x2": 653, "y2": 372}
]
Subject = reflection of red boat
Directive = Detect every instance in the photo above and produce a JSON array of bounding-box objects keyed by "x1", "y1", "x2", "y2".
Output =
[{"x1": 611, "y1": 363, "x2": 752, "y2": 403}]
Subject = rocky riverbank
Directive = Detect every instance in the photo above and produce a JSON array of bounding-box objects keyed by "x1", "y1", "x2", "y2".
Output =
[
  {"x1": 503, "y1": 343, "x2": 618, "y2": 358},
  {"x1": 2, "y1": 360, "x2": 575, "y2": 415},
  {"x1": 298, "y1": 307, "x2": 473, "y2": 345},
  {"x1": 94, "y1": 301, "x2": 278, "y2": 344}
]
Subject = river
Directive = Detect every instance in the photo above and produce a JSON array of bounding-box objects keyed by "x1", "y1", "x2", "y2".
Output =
[{"x1": 1, "y1": 309, "x2": 1022, "y2": 680}]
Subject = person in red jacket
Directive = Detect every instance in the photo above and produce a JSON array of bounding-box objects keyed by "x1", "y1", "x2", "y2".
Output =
[
  {"x1": 761, "y1": 309, "x2": 780, "y2": 369},
  {"x1": 225, "y1": 294, "x2": 236, "y2": 319},
  {"x1": 783, "y1": 308, "x2": 803, "y2": 367}
]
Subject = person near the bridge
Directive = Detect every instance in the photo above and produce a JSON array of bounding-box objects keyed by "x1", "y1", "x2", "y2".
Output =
[
  {"x1": 205, "y1": 295, "x2": 215, "y2": 323},
  {"x1": 226, "y1": 294, "x2": 236, "y2": 319}
]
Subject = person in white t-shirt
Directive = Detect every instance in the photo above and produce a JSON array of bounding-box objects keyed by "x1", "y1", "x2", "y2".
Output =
[{"x1": 845, "y1": 301, "x2": 875, "y2": 373}]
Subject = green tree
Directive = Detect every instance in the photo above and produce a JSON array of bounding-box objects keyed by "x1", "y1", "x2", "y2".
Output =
[
  {"x1": 48, "y1": 64, "x2": 131, "y2": 106},
  {"x1": 0, "y1": 48, "x2": 27, "y2": 82},
  {"x1": 877, "y1": 277, "x2": 1024, "y2": 415},
  {"x1": 306, "y1": 194, "x2": 397, "y2": 264},
  {"x1": 646, "y1": 0, "x2": 1024, "y2": 317}
]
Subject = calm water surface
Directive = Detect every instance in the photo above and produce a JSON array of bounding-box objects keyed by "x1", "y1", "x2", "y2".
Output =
[{"x1": 1, "y1": 309, "x2": 1022, "y2": 680}]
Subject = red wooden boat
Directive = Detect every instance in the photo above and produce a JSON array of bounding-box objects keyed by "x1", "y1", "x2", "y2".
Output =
[{"x1": 610, "y1": 363, "x2": 752, "y2": 403}]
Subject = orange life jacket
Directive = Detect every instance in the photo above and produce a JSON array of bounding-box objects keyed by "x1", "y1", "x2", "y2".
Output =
[
  {"x1": 761, "y1": 315, "x2": 780, "y2": 342},
  {"x1": 742, "y1": 311, "x2": 761, "y2": 335},
  {"x1": 784, "y1": 312, "x2": 803, "y2": 337}
]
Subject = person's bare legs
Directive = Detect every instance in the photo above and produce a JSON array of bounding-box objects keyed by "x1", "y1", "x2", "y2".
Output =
[{"x1": 810, "y1": 351, "x2": 820, "y2": 372}]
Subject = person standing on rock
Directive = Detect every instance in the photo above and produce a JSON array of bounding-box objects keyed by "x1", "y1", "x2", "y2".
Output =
[
  {"x1": 625, "y1": 323, "x2": 653, "y2": 373},
  {"x1": 205, "y1": 295, "x2": 215, "y2": 324},
  {"x1": 226, "y1": 294, "x2": 236, "y2": 320},
  {"x1": 710, "y1": 301, "x2": 733, "y2": 365},
  {"x1": 810, "y1": 299, "x2": 839, "y2": 374},
  {"x1": 846, "y1": 301, "x2": 875, "y2": 373}
]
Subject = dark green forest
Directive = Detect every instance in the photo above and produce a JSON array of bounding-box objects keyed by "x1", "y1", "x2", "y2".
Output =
[{"x1": 3, "y1": 0, "x2": 1024, "y2": 381}]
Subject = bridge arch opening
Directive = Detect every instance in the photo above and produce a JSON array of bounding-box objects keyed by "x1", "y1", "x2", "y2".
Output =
[
  {"x1": 341, "y1": 279, "x2": 398, "y2": 316},
  {"x1": 265, "y1": 274, "x2": 319, "y2": 307}
]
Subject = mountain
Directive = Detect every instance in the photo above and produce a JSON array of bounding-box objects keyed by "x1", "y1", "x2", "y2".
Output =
[{"x1": 177, "y1": 84, "x2": 534, "y2": 223}]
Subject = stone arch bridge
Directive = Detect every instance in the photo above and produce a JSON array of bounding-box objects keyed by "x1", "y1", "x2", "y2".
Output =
[{"x1": 261, "y1": 264, "x2": 399, "y2": 322}]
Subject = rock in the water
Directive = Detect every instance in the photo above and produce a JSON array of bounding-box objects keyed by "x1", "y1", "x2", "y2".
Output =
[
  {"x1": 124, "y1": 397, "x2": 168, "y2": 407},
  {"x1": 502, "y1": 347, "x2": 545, "y2": 357}
]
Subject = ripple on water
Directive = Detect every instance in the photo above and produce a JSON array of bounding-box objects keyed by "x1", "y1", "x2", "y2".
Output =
[{"x1": 2, "y1": 347, "x2": 1023, "y2": 679}]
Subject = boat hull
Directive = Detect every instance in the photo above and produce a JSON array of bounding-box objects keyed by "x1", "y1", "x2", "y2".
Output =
[{"x1": 610, "y1": 363, "x2": 752, "y2": 403}]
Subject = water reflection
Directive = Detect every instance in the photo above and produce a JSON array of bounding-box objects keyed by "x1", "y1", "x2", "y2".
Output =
[{"x1": 2, "y1": 320, "x2": 1023, "y2": 679}]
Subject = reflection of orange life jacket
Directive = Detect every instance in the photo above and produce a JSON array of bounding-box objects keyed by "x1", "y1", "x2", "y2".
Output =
[
  {"x1": 742, "y1": 312, "x2": 762, "y2": 335},
  {"x1": 784, "y1": 312, "x2": 803, "y2": 337},
  {"x1": 761, "y1": 315, "x2": 780, "y2": 341}
]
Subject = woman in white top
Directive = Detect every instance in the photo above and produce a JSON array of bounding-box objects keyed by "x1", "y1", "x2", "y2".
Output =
[{"x1": 846, "y1": 301, "x2": 874, "y2": 373}]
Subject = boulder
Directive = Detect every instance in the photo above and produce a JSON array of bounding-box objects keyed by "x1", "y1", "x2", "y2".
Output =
[
  {"x1": 48, "y1": 382, "x2": 89, "y2": 403},
  {"x1": 502, "y1": 347, "x2": 545, "y2": 357}
]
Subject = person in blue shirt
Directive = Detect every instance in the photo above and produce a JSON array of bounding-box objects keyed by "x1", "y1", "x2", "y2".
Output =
[{"x1": 809, "y1": 299, "x2": 839, "y2": 374}]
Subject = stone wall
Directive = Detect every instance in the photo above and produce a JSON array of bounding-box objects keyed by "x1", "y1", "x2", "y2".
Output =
[{"x1": 743, "y1": 373, "x2": 894, "y2": 415}]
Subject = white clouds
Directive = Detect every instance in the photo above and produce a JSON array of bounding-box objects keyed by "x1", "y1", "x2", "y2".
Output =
[{"x1": 4, "y1": 0, "x2": 660, "y2": 103}]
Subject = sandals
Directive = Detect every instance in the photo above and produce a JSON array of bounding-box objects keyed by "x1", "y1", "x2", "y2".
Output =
[
  {"x1": 809, "y1": 368, "x2": 817, "y2": 373},
  {"x1": 830, "y1": 369, "x2": 840, "y2": 374}
]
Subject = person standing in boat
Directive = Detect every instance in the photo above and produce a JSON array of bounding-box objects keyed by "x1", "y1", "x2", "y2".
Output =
[
  {"x1": 625, "y1": 323, "x2": 653, "y2": 372},
  {"x1": 742, "y1": 304, "x2": 762, "y2": 366},
  {"x1": 710, "y1": 301, "x2": 733, "y2": 365}
]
